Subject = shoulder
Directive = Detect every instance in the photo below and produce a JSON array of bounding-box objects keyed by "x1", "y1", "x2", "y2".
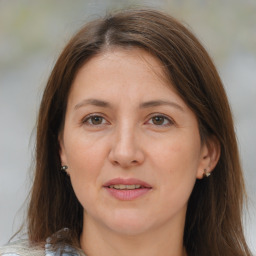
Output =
[
  {"x1": 0, "y1": 229, "x2": 85, "y2": 256},
  {"x1": 0, "y1": 240, "x2": 44, "y2": 256},
  {"x1": 0, "y1": 240, "x2": 85, "y2": 256}
]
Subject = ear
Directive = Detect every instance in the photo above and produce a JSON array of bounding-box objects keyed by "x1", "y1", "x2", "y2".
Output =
[
  {"x1": 196, "y1": 135, "x2": 221, "y2": 179},
  {"x1": 58, "y1": 133, "x2": 68, "y2": 167}
]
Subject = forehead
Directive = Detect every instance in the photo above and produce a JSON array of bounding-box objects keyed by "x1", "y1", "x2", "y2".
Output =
[
  {"x1": 69, "y1": 48, "x2": 176, "y2": 100},
  {"x1": 81, "y1": 48, "x2": 167, "y2": 79}
]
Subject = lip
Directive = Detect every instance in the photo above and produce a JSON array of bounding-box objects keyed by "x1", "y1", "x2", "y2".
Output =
[
  {"x1": 103, "y1": 178, "x2": 152, "y2": 201},
  {"x1": 103, "y1": 178, "x2": 152, "y2": 188}
]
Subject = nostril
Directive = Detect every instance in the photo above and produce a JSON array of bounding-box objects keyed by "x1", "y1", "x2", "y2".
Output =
[
  {"x1": 113, "y1": 161, "x2": 119, "y2": 166},
  {"x1": 111, "y1": 159, "x2": 138, "y2": 168}
]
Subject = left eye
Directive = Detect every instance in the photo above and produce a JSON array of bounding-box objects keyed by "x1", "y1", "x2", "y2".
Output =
[
  {"x1": 148, "y1": 115, "x2": 173, "y2": 126},
  {"x1": 83, "y1": 115, "x2": 107, "y2": 126}
]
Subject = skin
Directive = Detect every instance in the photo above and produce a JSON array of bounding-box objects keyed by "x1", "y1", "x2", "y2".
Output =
[{"x1": 59, "y1": 48, "x2": 219, "y2": 256}]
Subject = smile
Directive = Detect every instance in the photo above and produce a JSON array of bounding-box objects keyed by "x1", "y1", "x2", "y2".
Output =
[
  {"x1": 103, "y1": 178, "x2": 152, "y2": 200},
  {"x1": 108, "y1": 184, "x2": 143, "y2": 190}
]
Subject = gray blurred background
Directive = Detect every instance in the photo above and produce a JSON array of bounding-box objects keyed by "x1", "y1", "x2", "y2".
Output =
[{"x1": 0, "y1": 0, "x2": 255, "y2": 253}]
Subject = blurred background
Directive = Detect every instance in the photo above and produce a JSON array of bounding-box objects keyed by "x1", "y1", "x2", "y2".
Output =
[{"x1": 0, "y1": 0, "x2": 255, "y2": 253}]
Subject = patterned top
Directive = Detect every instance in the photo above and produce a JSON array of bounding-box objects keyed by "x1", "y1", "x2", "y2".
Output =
[{"x1": 0, "y1": 229, "x2": 86, "y2": 256}]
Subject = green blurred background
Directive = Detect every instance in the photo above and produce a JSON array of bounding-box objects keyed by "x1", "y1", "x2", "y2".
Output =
[{"x1": 0, "y1": 0, "x2": 255, "y2": 253}]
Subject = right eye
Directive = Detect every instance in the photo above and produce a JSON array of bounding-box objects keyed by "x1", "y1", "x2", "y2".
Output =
[{"x1": 82, "y1": 115, "x2": 108, "y2": 126}]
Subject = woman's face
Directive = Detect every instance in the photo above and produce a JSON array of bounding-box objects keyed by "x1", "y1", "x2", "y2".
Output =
[{"x1": 59, "y1": 48, "x2": 210, "y2": 236}]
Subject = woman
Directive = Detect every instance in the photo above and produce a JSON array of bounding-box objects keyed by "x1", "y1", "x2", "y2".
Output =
[{"x1": 0, "y1": 8, "x2": 252, "y2": 256}]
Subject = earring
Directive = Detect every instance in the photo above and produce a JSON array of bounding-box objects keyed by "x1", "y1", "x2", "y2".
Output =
[
  {"x1": 61, "y1": 165, "x2": 69, "y2": 176},
  {"x1": 203, "y1": 168, "x2": 211, "y2": 178},
  {"x1": 61, "y1": 165, "x2": 68, "y2": 171}
]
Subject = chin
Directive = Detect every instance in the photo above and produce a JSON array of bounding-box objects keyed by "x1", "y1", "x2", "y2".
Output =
[
  {"x1": 103, "y1": 212, "x2": 154, "y2": 236},
  {"x1": 110, "y1": 222, "x2": 151, "y2": 236}
]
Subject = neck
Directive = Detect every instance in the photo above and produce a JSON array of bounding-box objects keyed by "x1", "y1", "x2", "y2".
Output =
[{"x1": 80, "y1": 214, "x2": 187, "y2": 256}]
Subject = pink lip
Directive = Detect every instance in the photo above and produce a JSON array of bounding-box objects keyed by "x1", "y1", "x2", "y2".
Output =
[
  {"x1": 103, "y1": 178, "x2": 152, "y2": 188},
  {"x1": 103, "y1": 178, "x2": 152, "y2": 201}
]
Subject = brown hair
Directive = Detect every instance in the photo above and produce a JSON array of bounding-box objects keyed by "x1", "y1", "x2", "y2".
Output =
[{"x1": 27, "y1": 9, "x2": 251, "y2": 255}]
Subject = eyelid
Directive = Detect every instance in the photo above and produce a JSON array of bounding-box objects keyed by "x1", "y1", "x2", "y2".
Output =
[
  {"x1": 145, "y1": 113, "x2": 175, "y2": 126},
  {"x1": 81, "y1": 113, "x2": 110, "y2": 126}
]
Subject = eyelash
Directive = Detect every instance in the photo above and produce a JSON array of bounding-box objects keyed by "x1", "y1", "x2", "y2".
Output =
[
  {"x1": 82, "y1": 114, "x2": 109, "y2": 126},
  {"x1": 81, "y1": 113, "x2": 174, "y2": 127},
  {"x1": 145, "y1": 114, "x2": 174, "y2": 127}
]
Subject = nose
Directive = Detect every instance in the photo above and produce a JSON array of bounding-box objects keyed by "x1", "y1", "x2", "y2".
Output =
[{"x1": 108, "y1": 124, "x2": 145, "y2": 168}]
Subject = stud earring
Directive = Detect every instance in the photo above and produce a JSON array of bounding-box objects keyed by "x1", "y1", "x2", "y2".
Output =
[
  {"x1": 61, "y1": 165, "x2": 69, "y2": 176},
  {"x1": 203, "y1": 168, "x2": 211, "y2": 178},
  {"x1": 61, "y1": 165, "x2": 68, "y2": 172},
  {"x1": 60, "y1": 165, "x2": 68, "y2": 174}
]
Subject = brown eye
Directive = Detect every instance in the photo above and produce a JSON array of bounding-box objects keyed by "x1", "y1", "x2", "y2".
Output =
[
  {"x1": 83, "y1": 115, "x2": 107, "y2": 126},
  {"x1": 152, "y1": 116, "x2": 165, "y2": 125},
  {"x1": 147, "y1": 115, "x2": 173, "y2": 126},
  {"x1": 90, "y1": 116, "x2": 103, "y2": 125}
]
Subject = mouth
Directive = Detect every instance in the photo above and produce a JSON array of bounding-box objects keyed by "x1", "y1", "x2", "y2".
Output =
[
  {"x1": 108, "y1": 184, "x2": 147, "y2": 190},
  {"x1": 103, "y1": 178, "x2": 152, "y2": 200}
]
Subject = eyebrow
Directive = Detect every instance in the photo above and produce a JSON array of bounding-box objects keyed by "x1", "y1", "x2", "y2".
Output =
[
  {"x1": 74, "y1": 99, "x2": 111, "y2": 110},
  {"x1": 74, "y1": 98, "x2": 184, "y2": 112},
  {"x1": 139, "y1": 100, "x2": 184, "y2": 112}
]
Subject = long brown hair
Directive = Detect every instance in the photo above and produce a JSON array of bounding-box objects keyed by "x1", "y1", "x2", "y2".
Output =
[{"x1": 27, "y1": 9, "x2": 252, "y2": 255}]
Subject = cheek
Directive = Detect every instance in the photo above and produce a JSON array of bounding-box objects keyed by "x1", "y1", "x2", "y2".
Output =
[
  {"x1": 67, "y1": 149, "x2": 103, "y2": 210},
  {"x1": 151, "y1": 131, "x2": 201, "y2": 198},
  {"x1": 151, "y1": 132, "x2": 201, "y2": 173},
  {"x1": 63, "y1": 133, "x2": 108, "y2": 199},
  {"x1": 64, "y1": 131, "x2": 105, "y2": 170}
]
